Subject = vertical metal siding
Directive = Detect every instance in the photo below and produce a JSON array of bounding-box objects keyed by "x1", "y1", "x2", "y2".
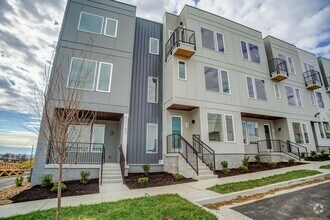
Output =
[{"x1": 127, "y1": 18, "x2": 163, "y2": 164}]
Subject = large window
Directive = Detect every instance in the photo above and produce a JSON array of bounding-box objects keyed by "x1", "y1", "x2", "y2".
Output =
[
  {"x1": 204, "y1": 66, "x2": 230, "y2": 94},
  {"x1": 201, "y1": 28, "x2": 215, "y2": 50},
  {"x1": 178, "y1": 61, "x2": 186, "y2": 80},
  {"x1": 246, "y1": 121, "x2": 259, "y2": 144},
  {"x1": 96, "y1": 62, "x2": 113, "y2": 92},
  {"x1": 315, "y1": 92, "x2": 325, "y2": 108},
  {"x1": 241, "y1": 41, "x2": 260, "y2": 63},
  {"x1": 149, "y1": 38, "x2": 159, "y2": 55},
  {"x1": 285, "y1": 86, "x2": 303, "y2": 107},
  {"x1": 146, "y1": 123, "x2": 158, "y2": 153},
  {"x1": 104, "y1": 18, "x2": 118, "y2": 37},
  {"x1": 273, "y1": 83, "x2": 281, "y2": 98},
  {"x1": 216, "y1": 33, "x2": 225, "y2": 53},
  {"x1": 225, "y1": 115, "x2": 235, "y2": 142},
  {"x1": 278, "y1": 54, "x2": 295, "y2": 74},
  {"x1": 68, "y1": 57, "x2": 97, "y2": 90},
  {"x1": 246, "y1": 76, "x2": 267, "y2": 100},
  {"x1": 292, "y1": 122, "x2": 310, "y2": 144},
  {"x1": 147, "y1": 77, "x2": 158, "y2": 103},
  {"x1": 207, "y1": 113, "x2": 223, "y2": 141},
  {"x1": 323, "y1": 122, "x2": 330, "y2": 139},
  {"x1": 78, "y1": 12, "x2": 104, "y2": 34}
]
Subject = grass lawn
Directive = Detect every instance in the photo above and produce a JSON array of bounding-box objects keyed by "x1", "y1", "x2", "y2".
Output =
[
  {"x1": 320, "y1": 164, "x2": 330, "y2": 169},
  {"x1": 208, "y1": 170, "x2": 321, "y2": 194},
  {"x1": 2, "y1": 194, "x2": 216, "y2": 220}
]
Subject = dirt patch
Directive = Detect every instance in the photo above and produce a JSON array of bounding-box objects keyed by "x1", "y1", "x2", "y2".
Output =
[
  {"x1": 204, "y1": 177, "x2": 330, "y2": 210},
  {"x1": 124, "y1": 172, "x2": 196, "y2": 189},
  {"x1": 215, "y1": 162, "x2": 305, "y2": 178},
  {"x1": 0, "y1": 179, "x2": 99, "y2": 205}
]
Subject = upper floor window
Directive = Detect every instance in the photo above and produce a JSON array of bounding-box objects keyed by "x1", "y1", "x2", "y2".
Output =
[
  {"x1": 278, "y1": 54, "x2": 295, "y2": 74},
  {"x1": 78, "y1": 12, "x2": 104, "y2": 34},
  {"x1": 96, "y1": 62, "x2": 113, "y2": 92},
  {"x1": 149, "y1": 38, "x2": 159, "y2": 55},
  {"x1": 273, "y1": 83, "x2": 281, "y2": 98},
  {"x1": 147, "y1": 77, "x2": 158, "y2": 103},
  {"x1": 216, "y1": 33, "x2": 225, "y2": 53},
  {"x1": 178, "y1": 61, "x2": 186, "y2": 80},
  {"x1": 68, "y1": 57, "x2": 97, "y2": 90},
  {"x1": 104, "y1": 18, "x2": 118, "y2": 37},
  {"x1": 310, "y1": 91, "x2": 316, "y2": 105},
  {"x1": 315, "y1": 91, "x2": 325, "y2": 108},
  {"x1": 204, "y1": 66, "x2": 230, "y2": 94},
  {"x1": 246, "y1": 76, "x2": 266, "y2": 100},
  {"x1": 241, "y1": 41, "x2": 260, "y2": 63},
  {"x1": 303, "y1": 63, "x2": 314, "y2": 72},
  {"x1": 285, "y1": 86, "x2": 303, "y2": 107},
  {"x1": 201, "y1": 28, "x2": 215, "y2": 50}
]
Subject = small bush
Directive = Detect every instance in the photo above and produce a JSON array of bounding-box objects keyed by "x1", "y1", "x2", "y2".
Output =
[
  {"x1": 311, "y1": 151, "x2": 317, "y2": 156},
  {"x1": 242, "y1": 157, "x2": 249, "y2": 167},
  {"x1": 143, "y1": 164, "x2": 151, "y2": 175},
  {"x1": 301, "y1": 152, "x2": 306, "y2": 159},
  {"x1": 320, "y1": 149, "x2": 326, "y2": 156},
  {"x1": 222, "y1": 167, "x2": 231, "y2": 174},
  {"x1": 288, "y1": 158, "x2": 295, "y2": 165},
  {"x1": 41, "y1": 174, "x2": 53, "y2": 187},
  {"x1": 173, "y1": 173, "x2": 184, "y2": 180},
  {"x1": 255, "y1": 154, "x2": 261, "y2": 163},
  {"x1": 15, "y1": 176, "x2": 23, "y2": 187},
  {"x1": 311, "y1": 154, "x2": 320, "y2": 161},
  {"x1": 220, "y1": 161, "x2": 228, "y2": 169},
  {"x1": 270, "y1": 162, "x2": 277, "y2": 167},
  {"x1": 320, "y1": 149, "x2": 329, "y2": 159},
  {"x1": 138, "y1": 177, "x2": 149, "y2": 184},
  {"x1": 80, "y1": 171, "x2": 91, "y2": 184},
  {"x1": 51, "y1": 182, "x2": 67, "y2": 192},
  {"x1": 239, "y1": 165, "x2": 248, "y2": 171},
  {"x1": 26, "y1": 175, "x2": 31, "y2": 183}
]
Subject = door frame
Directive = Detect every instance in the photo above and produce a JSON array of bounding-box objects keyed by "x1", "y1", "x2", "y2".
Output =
[
  {"x1": 264, "y1": 123, "x2": 272, "y2": 150},
  {"x1": 171, "y1": 115, "x2": 183, "y2": 135}
]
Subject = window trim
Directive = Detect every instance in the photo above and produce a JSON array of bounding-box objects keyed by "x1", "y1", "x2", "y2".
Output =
[
  {"x1": 241, "y1": 40, "x2": 261, "y2": 64},
  {"x1": 292, "y1": 122, "x2": 310, "y2": 144},
  {"x1": 245, "y1": 75, "x2": 267, "y2": 101},
  {"x1": 224, "y1": 114, "x2": 236, "y2": 142},
  {"x1": 146, "y1": 123, "x2": 158, "y2": 154},
  {"x1": 287, "y1": 56, "x2": 296, "y2": 74},
  {"x1": 315, "y1": 91, "x2": 325, "y2": 109},
  {"x1": 104, "y1": 18, "x2": 118, "y2": 38},
  {"x1": 207, "y1": 112, "x2": 235, "y2": 143},
  {"x1": 77, "y1": 12, "x2": 104, "y2": 35},
  {"x1": 96, "y1": 62, "x2": 113, "y2": 93},
  {"x1": 149, "y1": 37, "x2": 159, "y2": 55},
  {"x1": 242, "y1": 121, "x2": 248, "y2": 144},
  {"x1": 220, "y1": 69, "x2": 231, "y2": 94},
  {"x1": 147, "y1": 76, "x2": 159, "y2": 103},
  {"x1": 295, "y1": 88, "x2": 303, "y2": 107},
  {"x1": 215, "y1": 32, "x2": 226, "y2": 54},
  {"x1": 285, "y1": 86, "x2": 303, "y2": 108},
  {"x1": 201, "y1": 27, "x2": 215, "y2": 50},
  {"x1": 91, "y1": 124, "x2": 105, "y2": 153},
  {"x1": 273, "y1": 83, "x2": 281, "y2": 98},
  {"x1": 302, "y1": 123, "x2": 310, "y2": 144},
  {"x1": 243, "y1": 120, "x2": 259, "y2": 144},
  {"x1": 278, "y1": 54, "x2": 296, "y2": 75},
  {"x1": 204, "y1": 65, "x2": 231, "y2": 95},
  {"x1": 178, "y1": 60, "x2": 187, "y2": 80},
  {"x1": 67, "y1": 57, "x2": 98, "y2": 91}
]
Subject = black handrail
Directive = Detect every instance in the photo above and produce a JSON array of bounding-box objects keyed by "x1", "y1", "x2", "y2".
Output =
[
  {"x1": 119, "y1": 146, "x2": 125, "y2": 184},
  {"x1": 268, "y1": 58, "x2": 288, "y2": 77},
  {"x1": 165, "y1": 27, "x2": 196, "y2": 61},
  {"x1": 166, "y1": 134, "x2": 199, "y2": 175},
  {"x1": 286, "y1": 140, "x2": 308, "y2": 157},
  {"x1": 192, "y1": 134, "x2": 215, "y2": 171},
  {"x1": 257, "y1": 140, "x2": 301, "y2": 161},
  {"x1": 100, "y1": 146, "x2": 105, "y2": 185},
  {"x1": 303, "y1": 70, "x2": 322, "y2": 86}
]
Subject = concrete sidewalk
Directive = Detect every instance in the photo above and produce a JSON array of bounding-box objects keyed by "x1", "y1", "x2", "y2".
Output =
[{"x1": 0, "y1": 161, "x2": 329, "y2": 218}]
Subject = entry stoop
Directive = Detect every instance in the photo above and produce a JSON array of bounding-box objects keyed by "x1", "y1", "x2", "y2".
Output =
[
  {"x1": 101, "y1": 163, "x2": 123, "y2": 184},
  {"x1": 193, "y1": 158, "x2": 218, "y2": 180}
]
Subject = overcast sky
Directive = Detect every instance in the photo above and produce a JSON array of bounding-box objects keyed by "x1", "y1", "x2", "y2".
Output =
[{"x1": 0, "y1": 0, "x2": 329, "y2": 152}]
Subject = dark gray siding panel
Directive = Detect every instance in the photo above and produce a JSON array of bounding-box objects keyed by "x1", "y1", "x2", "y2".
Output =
[{"x1": 127, "y1": 18, "x2": 163, "y2": 164}]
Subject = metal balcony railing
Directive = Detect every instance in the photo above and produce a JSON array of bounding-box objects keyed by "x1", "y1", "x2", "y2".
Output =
[
  {"x1": 303, "y1": 70, "x2": 322, "y2": 87},
  {"x1": 323, "y1": 76, "x2": 330, "y2": 89},
  {"x1": 268, "y1": 58, "x2": 288, "y2": 77}
]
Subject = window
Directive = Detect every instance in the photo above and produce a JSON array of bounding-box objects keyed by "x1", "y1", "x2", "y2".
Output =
[
  {"x1": 149, "y1": 38, "x2": 159, "y2": 55},
  {"x1": 278, "y1": 54, "x2": 295, "y2": 74},
  {"x1": 68, "y1": 57, "x2": 97, "y2": 90},
  {"x1": 96, "y1": 62, "x2": 113, "y2": 92},
  {"x1": 285, "y1": 86, "x2": 303, "y2": 107},
  {"x1": 319, "y1": 122, "x2": 325, "y2": 138},
  {"x1": 292, "y1": 122, "x2": 303, "y2": 144},
  {"x1": 302, "y1": 124, "x2": 309, "y2": 144},
  {"x1": 310, "y1": 92, "x2": 316, "y2": 105},
  {"x1": 241, "y1": 41, "x2": 260, "y2": 63},
  {"x1": 67, "y1": 124, "x2": 91, "y2": 152},
  {"x1": 178, "y1": 61, "x2": 186, "y2": 80},
  {"x1": 204, "y1": 66, "x2": 230, "y2": 94},
  {"x1": 273, "y1": 83, "x2": 281, "y2": 98},
  {"x1": 247, "y1": 121, "x2": 259, "y2": 144},
  {"x1": 104, "y1": 18, "x2": 118, "y2": 37},
  {"x1": 221, "y1": 70, "x2": 230, "y2": 94},
  {"x1": 146, "y1": 123, "x2": 158, "y2": 153},
  {"x1": 242, "y1": 122, "x2": 248, "y2": 144},
  {"x1": 246, "y1": 76, "x2": 267, "y2": 100},
  {"x1": 323, "y1": 122, "x2": 330, "y2": 139},
  {"x1": 91, "y1": 125, "x2": 105, "y2": 152},
  {"x1": 315, "y1": 92, "x2": 325, "y2": 108},
  {"x1": 207, "y1": 113, "x2": 223, "y2": 141},
  {"x1": 216, "y1": 33, "x2": 225, "y2": 53},
  {"x1": 241, "y1": 41, "x2": 249, "y2": 60},
  {"x1": 147, "y1": 77, "x2": 158, "y2": 103},
  {"x1": 201, "y1": 28, "x2": 215, "y2": 50},
  {"x1": 78, "y1": 12, "x2": 103, "y2": 34},
  {"x1": 225, "y1": 115, "x2": 235, "y2": 141}
]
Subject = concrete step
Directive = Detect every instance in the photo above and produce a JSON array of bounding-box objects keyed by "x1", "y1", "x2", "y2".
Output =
[
  {"x1": 103, "y1": 175, "x2": 122, "y2": 180},
  {"x1": 198, "y1": 170, "x2": 214, "y2": 175},
  {"x1": 194, "y1": 174, "x2": 218, "y2": 180},
  {"x1": 102, "y1": 179, "x2": 123, "y2": 184},
  {"x1": 103, "y1": 170, "x2": 121, "y2": 174}
]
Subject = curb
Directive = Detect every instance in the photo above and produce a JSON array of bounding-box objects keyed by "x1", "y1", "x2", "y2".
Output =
[{"x1": 195, "y1": 172, "x2": 330, "y2": 205}]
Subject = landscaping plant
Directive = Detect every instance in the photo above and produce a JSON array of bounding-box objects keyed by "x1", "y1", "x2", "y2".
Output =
[
  {"x1": 15, "y1": 176, "x2": 24, "y2": 187},
  {"x1": 221, "y1": 161, "x2": 230, "y2": 174},
  {"x1": 51, "y1": 182, "x2": 67, "y2": 192},
  {"x1": 301, "y1": 152, "x2": 306, "y2": 159},
  {"x1": 238, "y1": 165, "x2": 248, "y2": 172},
  {"x1": 143, "y1": 164, "x2": 151, "y2": 175},
  {"x1": 270, "y1": 162, "x2": 277, "y2": 167},
  {"x1": 255, "y1": 154, "x2": 261, "y2": 163},
  {"x1": 288, "y1": 158, "x2": 295, "y2": 165},
  {"x1": 41, "y1": 174, "x2": 54, "y2": 187},
  {"x1": 311, "y1": 154, "x2": 320, "y2": 161},
  {"x1": 27, "y1": 175, "x2": 31, "y2": 183},
  {"x1": 241, "y1": 157, "x2": 249, "y2": 167},
  {"x1": 173, "y1": 173, "x2": 184, "y2": 180},
  {"x1": 80, "y1": 171, "x2": 91, "y2": 184},
  {"x1": 310, "y1": 151, "x2": 317, "y2": 156},
  {"x1": 138, "y1": 177, "x2": 149, "y2": 184}
]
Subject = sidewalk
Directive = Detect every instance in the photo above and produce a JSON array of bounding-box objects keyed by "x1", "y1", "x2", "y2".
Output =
[{"x1": 0, "y1": 161, "x2": 329, "y2": 218}]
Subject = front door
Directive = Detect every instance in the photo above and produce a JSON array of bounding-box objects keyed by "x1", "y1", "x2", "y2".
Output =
[
  {"x1": 171, "y1": 116, "x2": 182, "y2": 149},
  {"x1": 264, "y1": 124, "x2": 272, "y2": 150}
]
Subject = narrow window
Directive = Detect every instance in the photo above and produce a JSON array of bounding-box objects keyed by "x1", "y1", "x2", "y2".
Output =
[
  {"x1": 149, "y1": 38, "x2": 159, "y2": 55},
  {"x1": 178, "y1": 61, "x2": 186, "y2": 80},
  {"x1": 97, "y1": 62, "x2": 113, "y2": 92},
  {"x1": 221, "y1": 70, "x2": 230, "y2": 94},
  {"x1": 216, "y1": 33, "x2": 225, "y2": 52},
  {"x1": 201, "y1": 28, "x2": 215, "y2": 50},
  {"x1": 225, "y1": 115, "x2": 235, "y2": 142},
  {"x1": 204, "y1": 66, "x2": 219, "y2": 92},
  {"x1": 287, "y1": 57, "x2": 295, "y2": 74},
  {"x1": 242, "y1": 121, "x2": 248, "y2": 144},
  {"x1": 104, "y1": 18, "x2": 118, "y2": 37},
  {"x1": 78, "y1": 12, "x2": 103, "y2": 34},
  {"x1": 302, "y1": 124, "x2": 309, "y2": 144},
  {"x1": 247, "y1": 122, "x2": 259, "y2": 144},
  {"x1": 246, "y1": 76, "x2": 255, "y2": 98},
  {"x1": 292, "y1": 122, "x2": 303, "y2": 144},
  {"x1": 273, "y1": 83, "x2": 281, "y2": 98},
  {"x1": 315, "y1": 92, "x2": 325, "y2": 108},
  {"x1": 91, "y1": 125, "x2": 105, "y2": 152},
  {"x1": 255, "y1": 78, "x2": 267, "y2": 101},
  {"x1": 310, "y1": 92, "x2": 316, "y2": 105},
  {"x1": 241, "y1": 41, "x2": 249, "y2": 60},
  {"x1": 295, "y1": 88, "x2": 303, "y2": 107},
  {"x1": 67, "y1": 57, "x2": 97, "y2": 90},
  {"x1": 248, "y1": 43, "x2": 260, "y2": 63},
  {"x1": 207, "y1": 113, "x2": 223, "y2": 141},
  {"x1": 146, "y1": 123, "x2": 158, "y2": 153},
  {"x1": 319, "y1": 122, "x2": 325, "y2": 138},
  {"x1": 147, "y1": 77, "x2": 158, "y2": 103},
  {"x1": 323, "y1": 122, "x2": 330, "y2": 139},
  {"x1": 285, "y1": 86, "x2": 297, "y2": 106}
]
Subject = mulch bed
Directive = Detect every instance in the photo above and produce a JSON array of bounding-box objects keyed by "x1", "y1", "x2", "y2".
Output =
[
  {"x1": 9, "y1": 179, "x2": 99, "y2": 204},
  {"x1": 124, "y1": 172, "x2": 196, "y2": 189},
  {"x1": 305, "y1": 157, "x2": 330, "y2": 161},
  {"x1": 215, "y1": 162, "x2": 305, "y2": 178}
]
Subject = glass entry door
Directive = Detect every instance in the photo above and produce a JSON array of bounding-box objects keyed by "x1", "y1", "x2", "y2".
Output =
[
  {"x1": 171, "y1": 116, "x2": 182, "y2": 149},
  {"x1": 264, "y1": 124, "x2": 272, "y2": 150}
]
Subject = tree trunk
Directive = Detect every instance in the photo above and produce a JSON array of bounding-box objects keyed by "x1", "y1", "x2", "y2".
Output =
[{"x1": 56, "y1": 160, "x2": 63, "y2": 220}]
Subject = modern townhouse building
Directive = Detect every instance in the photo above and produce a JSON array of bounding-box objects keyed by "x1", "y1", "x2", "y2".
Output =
[{"x1": 31, "y1": 0, "x2": 330, "y2": 186}]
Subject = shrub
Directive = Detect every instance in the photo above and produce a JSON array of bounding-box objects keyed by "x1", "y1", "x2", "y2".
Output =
[
  {"x1": 238, "y1": 165, "x2": 248, "y2": 171},
  {"x1": 288, "y1": 158, "x2": 295, "y2": 165},
  {"x1": 51, "y1": 182, "x2": 67, "y2": 192},
  {"x1": 311, "y1": 151, "x2": 317, "y2": 156},
  {"x1": 173, "y1": 173, "x2": 184, "y2": 180},
  {"x1": 80, "y1": 171, "x2": 91, "y2": 184},
  {"x1": 26, "y1": 175, "x2": 31, "y2": 183},
  {"x1": 15, "y1": 176, "x2": 23, "y2": 187},
  {"x1": 301, "y1": 152, "x2": 306, "y2": 159},
  {"x1": 143, "y1": 164, "x2": 151, "y2": 175},
  {"x1": 242, "y1": 157, "x2": 249, "y2": 167},
  {"x1": 255, "y1": 154, "x2": 261, "y2": 163},
  {"x1": 220, "y1": 161, "x2": 228, "y2": 169},
  {"x1": 138, "y1": 177, "x2": 149, "y2": 184},
  {"x1": 320, "y1": 149, "x2": 326, "y2": 156},
  {"x1": 41, "y1": 174, "x2": 53, "y2": 187},
  {"x1": 270, "y1": 162, "x2": 277, "y2": 167},
  {"x1": 311, "y1": 154, "x2": 320, "y2": 161},
  {"x1": 222, "y1": 167, "x2": 231, "y2": 174},
  {"x1": 320, "y1": 149, "x2": 329, "y2": 159}
]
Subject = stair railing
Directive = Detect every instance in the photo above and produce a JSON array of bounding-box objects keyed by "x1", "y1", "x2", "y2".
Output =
[{"x1": 192, "y1": 134, "x2": 215, "y2": 171}]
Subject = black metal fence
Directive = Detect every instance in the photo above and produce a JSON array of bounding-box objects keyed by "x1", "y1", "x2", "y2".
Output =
[
  {"x1": 192, "y1": 134, "x2": 215, "y2": 171},
  {"x1": 303, "y1": 70, "x2": 322, "y2": 86},
  {"x1": 268, "y1": 58, "x2": 288, "y2": 76},
  {"x1": 257, "y1": 140, "x2": 302, "y2": 160}
]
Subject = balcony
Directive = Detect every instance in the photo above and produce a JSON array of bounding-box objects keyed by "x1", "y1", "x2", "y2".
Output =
[
  {"x1": 303, "y1": 70, "x2": 322, "y2": 90},
  {"x1": 165, "y1": 27, "x2": 196, "y2": 62},
  {"x1": 268, "y1": 58, "x2": 288, "y2": 81}
]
